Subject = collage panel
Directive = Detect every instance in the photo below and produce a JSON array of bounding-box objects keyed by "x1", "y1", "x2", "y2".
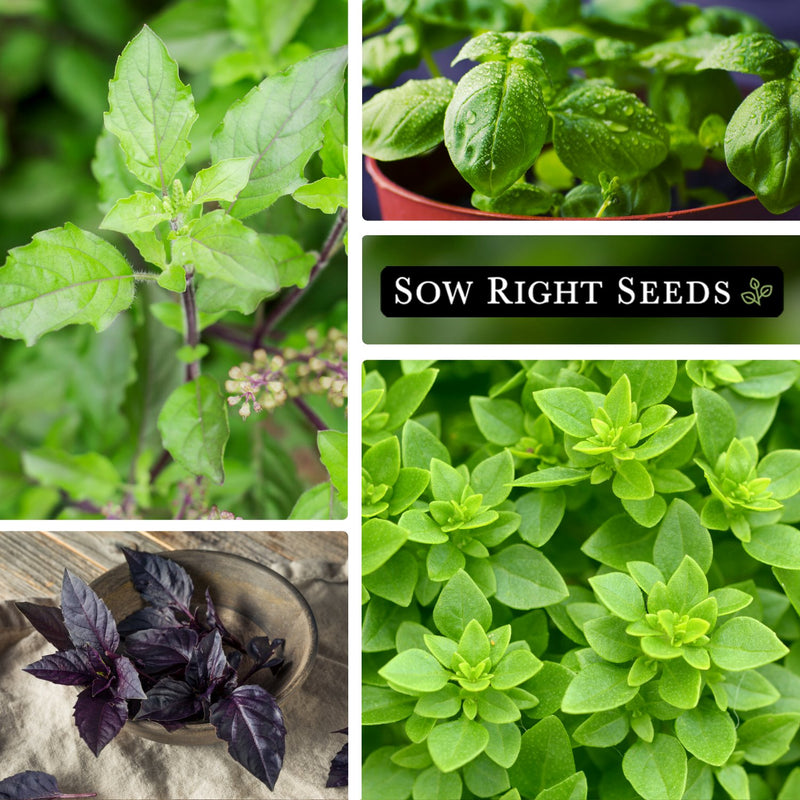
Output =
[
  {"x1": 362, "y1": 359, "x2": 800, "y2": 800},
  {"x1": 363, "y1": 0, "x2": 800, "y2": 221},
  {"x1": 365, "y1": 234, "x2": 797, "y2": 345},
  {"x1": 0, "y1": 530, "x2": 347, "y2": 799},
  {"x1": 0, "y1": 1, "x2": 348, "y2": 522}
]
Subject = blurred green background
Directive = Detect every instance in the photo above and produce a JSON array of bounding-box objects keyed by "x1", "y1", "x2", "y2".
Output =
[{"x1": 364, "y1": 236, "x2": 800, "y2": 344}]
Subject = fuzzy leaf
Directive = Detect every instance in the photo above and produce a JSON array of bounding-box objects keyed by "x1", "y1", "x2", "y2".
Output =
[
  {"x1": 104, "y1": 26, "x2": 196, "y2": 191},
  {"x1": 211, "y1": 47, "x2": 347, "y2": 218},
  {"x1": 0, "y1": 224, "x2": 134, "y2": 345},
  {"x1": 157, "y1": 375, "x2": 229, "y2": 484},
  {"x1": 171, "y1": 211, "x2": 279, "y2": 294},
  {"x1": 189, "y1": 157, "x2": 255, "y2": 204}
]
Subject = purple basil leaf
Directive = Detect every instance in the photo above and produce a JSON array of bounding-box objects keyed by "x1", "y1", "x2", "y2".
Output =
[
  {"x1": 113, "y1": 655, "x2": 147, "y2": 700},
  {"x1": 14, "y1": 603, "x2": 73, "y2": 652},
  {"x1": 22, "y1": 648, "x2": 94, "y2": 686},
  {"x1": 326, "y1": 741, "x2": 348, "y2": 788},
  {"x1": 135, "y1": 677, "x2": 203, "y2": 723},
  {"x1": 0, "y1": 771, "x2": 96, "y2": 800},
  {"x1": 60, "y1": 570, "x2": 119, "y2": 654},
  {"x1": 121, "y1": 547, "x2": 194, "y2": 614},
  {"x1": 227, "y1": 650, "x2": 243, "y2": 672},
  {"x1": 186, "y1": 630, "x2": 228, "y2": 693},
  {"x1": 116, "y1": 606, "x2": 181, "y2": 637},
  {"x1": 73, "y1": 687, "x2": 127, "y2": 756},
  {"x1": 210, "y1": 685, "x2": 286, "y2": 790},
  {"x1": 246, "y1": 636, "x2": 285, "y2": 670},
  {"x1": 204, "y1": 588, "x2": 244, "y2": 649},
  {"x1": 0, "y1": 771, "x2": 59, "y2": 800},
  {"x1": 125, "y1": 627, "x2": 199, "y2": 672}
]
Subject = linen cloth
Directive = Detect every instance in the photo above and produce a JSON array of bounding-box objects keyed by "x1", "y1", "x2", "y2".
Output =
[{"x1": 0, "y1": 558, "x2": 348, "y2": 800}]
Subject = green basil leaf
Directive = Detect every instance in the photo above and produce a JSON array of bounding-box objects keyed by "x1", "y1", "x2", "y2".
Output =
[
  {"x1": 492, "y1": 544, "x2": 569, "y2": 609},
  {"x1": 363, "y1": 747, "x2": 415, "y2": 800},
  {"x1": 379, "y1": 649, "x2": 451, "y2": 694},
  {"x1": 516, "y1": 489, "x2": 566, "y2": 547},
  {"x1": 589, "y1": 572, "x2": 645, "y2": 622},
  {"x1": 582, "y1": 514, "x2": 656, "y2": 571},
  {"x1": 562, "y1": 662, "x2": 638, "y2": 713},
  {"x1": 573, "y1": 708, "x2": 629, "y2": 747},
  {"x1": 105, "y1": 26, "x2": 196, "y2": 192},
  {"x1": 444, "y1": 60, "x2": 548, "y2": 197},
  {"x1": 507, "y1": 716, "x2": 574, "y2": 797},
  {"x1": 622, "y1": 734, "x2": 687, "y2": 800},
  {"x1": 463, "y1": 754, "x2": 510, "y2": 798},
  {"x1": 363, "y1": 78, "x2": 455, "y2": 161},
  {"x1": 757, "y1": 450, "x2": 800, "y2": 499},
  {"x1": 709, "y1": 616, "x2": 788, "y2": 670},
  {"x1": 470, "y1": 396, "x2": 525, "y2": 445},
  {"x1": 0, "y1": 224, "x2": 134, "y2": 345},
  {"x1": 658, "y1": 658, "x2": 701, "y2": 709},
  {"x1": 100, "y1": 191, "x2": 170, "y2": 234},
  {"x1": 550, "y1": 84, "x2": 670, "y2": 183},
  {"x1": 363, "y1": 685, "x2": 417, "y2": 725},
  {"x1": 211, "y1": 47, "x2": 347, "y2": 217},
  {"x1": 674, "y1": 704, "x2": 737, "y2": 766},
  {"x1": 189, "y1": 156, "x2": 255, "y2": 204},
  {"x1": 742, "y1": 524, "x2": 800, "y2": 568},
  {"x1": 725, "y1": 79, "x2": 800, "y2": 215},
  {"x1": 427, "y1": 717, "x2": 490, "y2": 772},
  {"x1": 172, "y1": 210, "x2": 279, "y2": 294},
  {"x1": 653, "y1": 499, "x2": 713, "y2": 575},
  {"x1": 412, "y1": 766, "x2": 462, "y2": 800},
  {"x1": 533, "y1": 387, "x2": 595, "y2": 437},
  {"x1": 156, "y1": 375, "x2": 229, "y2": 483},
  {"x1": 433, "y1": 570, "x2": 492, "y2": 641},
  {"x1": 697, "y1": 33, "x2": 794, "y2": 79},
  {"x1": 716, "y1": 669, "x2": 780, "y2": 711},
  {"x1": 403, "y1": 419, "x2": 451, "y2": 470},
  {"x1": 737, "y1": 713, "x2": 800, "y2": 765}
]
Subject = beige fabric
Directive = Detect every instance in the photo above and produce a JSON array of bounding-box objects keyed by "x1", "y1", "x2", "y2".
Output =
[{"x1": 0, "y1": 559, "x2": 348, "y2": 800}]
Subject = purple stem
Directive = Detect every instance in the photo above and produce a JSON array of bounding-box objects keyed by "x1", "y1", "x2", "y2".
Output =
[
  {"x1": 255, "y1": 208, "x2": 347, "y2": 344},
  {"x1": 293, "y1": 397, "x2": 328, "y2": 431}
]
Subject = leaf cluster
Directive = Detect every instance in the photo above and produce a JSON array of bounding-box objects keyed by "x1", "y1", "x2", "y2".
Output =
[
  {"x1": 363, "y1": 0, "x2": 800, "y2": 216},
  {"x1": 362, "y1": 359, "x2": 800, "y2": 800},
  {"x1": 18, "y1": 549, "x2": 288, "y2": 790}
]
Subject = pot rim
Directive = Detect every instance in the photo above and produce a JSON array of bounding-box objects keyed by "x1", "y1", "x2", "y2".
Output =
[{"x1": 365, "y1": 155, "x2": 764, "y2": 221}]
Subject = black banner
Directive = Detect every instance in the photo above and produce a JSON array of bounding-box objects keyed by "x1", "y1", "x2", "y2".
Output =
[{"x1": 380, "y1": 266, "x2": 783, "y2": 318}]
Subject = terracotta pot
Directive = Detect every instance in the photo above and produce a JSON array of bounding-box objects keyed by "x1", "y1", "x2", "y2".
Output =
[
  {"x1": 365, "y1": 153, "x2": 800, "y2": 221},
  {"x1": 91, "y1": 549, "x2": 317, "y2": 746}
]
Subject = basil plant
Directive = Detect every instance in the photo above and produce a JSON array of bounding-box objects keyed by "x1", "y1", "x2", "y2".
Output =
[
  {"x1": 363, "y1": 0, "x2": 800, "y2": 217},
  {"x1": 363, "y1": 359, "x2": 800, "y2": 800}
]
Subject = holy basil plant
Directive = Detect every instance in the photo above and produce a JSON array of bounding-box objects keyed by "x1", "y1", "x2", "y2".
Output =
[
  {"x1": 18, "y1": 549, "x2": 287, "y2": 790},
  {"x1": 363, "y1": 0, "x2": 800, "y2": 216},
  {"x1": 0, "y1": 24, "x2": 347, "y2": 520},
  {"x1": 363, "y1": 359, "x2": 800, "y2": 800}
]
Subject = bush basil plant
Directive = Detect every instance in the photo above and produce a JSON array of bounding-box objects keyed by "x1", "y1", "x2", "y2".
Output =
[
  {"x1": 362, "y1": 359, "x2": 800, "y2": 800},
  {"x1": 0, "y1": 19, "x2": 348, "y2": 520},
  {"x1": 363, "y1": 0, "x2": 800, "y2": 217},
  {"x1": 17, "y1": 548, "x2": 288, "y2": 790}
]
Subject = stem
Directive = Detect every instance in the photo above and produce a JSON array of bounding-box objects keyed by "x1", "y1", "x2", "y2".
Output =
[
  {"x1": 421, "y1": 48, "x2": 442, "y2": 78},
  {"x1": 149, "y1": 449, "x2": 172, "y2": 484},
  {"x1": 133, "y1": 272, "x2": 160, "y2": 281},
  {"x1": 257, "y1": 208, "x2": 348, "y2": 344},
  {"x1": 293, "y1": 397, "x2": 328, "y2": 431},
  {"x1": 181, "y1": 269, "x2": 200, "y2": 382}
]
